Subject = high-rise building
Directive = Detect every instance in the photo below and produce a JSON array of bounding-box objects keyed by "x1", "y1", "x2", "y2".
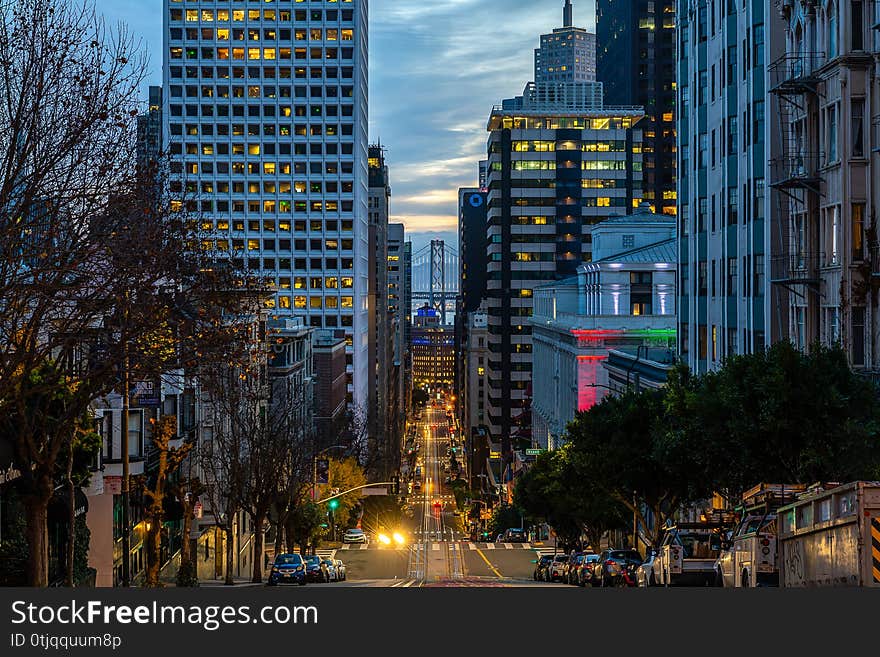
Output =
[
  {"x1": 367, "y1": 145, "x2": 391, "y2": 474},
  {"x1": 535, "y1": 0, "x2": 596, "y2": 84},
  {"x1": 769, "y1": 2, "x2": 876, "y2": 369},
  {"x1": 597, "y1": 0, "x2": 677, "y2": 216},
  {"x1": 456, "y1": 184, "x2": 488, "y2": 459},
  {"x1": 402, "y1": 240, "x2": 413, "y2": 409},
  {"x1": 411, "y1": 305, "x2": 455, "y2": 391},
  {"x1": 136, "y1": 86, "x2": 163, "y2": 175},
  {"x1": 676, "y1": 0, "x2": 778, "y2": 373},
  {"x1": 162, "y1": 0, "x2": 370, "y2": 407},
  {"x1": 387, "y1": 222, "x2": 406, "y2": 469},
  {"x1": 485, "y1": 27, "x2": 645, "y2": 452}
]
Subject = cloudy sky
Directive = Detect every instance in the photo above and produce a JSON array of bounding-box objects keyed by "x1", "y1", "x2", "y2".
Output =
[{"x1": 95, "y1": 0, "x2": 596, "y2": 254}]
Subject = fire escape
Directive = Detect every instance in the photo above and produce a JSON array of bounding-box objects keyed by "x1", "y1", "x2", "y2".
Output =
[{"x1": 768, "y1": 51, "x2": 825, "y2": 301}]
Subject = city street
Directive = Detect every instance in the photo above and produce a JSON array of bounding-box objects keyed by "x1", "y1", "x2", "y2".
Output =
[{"x1": 328, "y1": 404, "x2": 561, "y2": 588}]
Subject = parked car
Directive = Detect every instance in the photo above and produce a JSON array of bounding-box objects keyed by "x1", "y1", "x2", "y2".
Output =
[
  {"x1": 334, "y1": 559, "x2": 347, "y2": 581},
  {"x1": 322, "y1": 558, "x2": 339, "y2": 581},
  {"x1": 502, "y1": 528, "x2": 528, "y2": 543},
  {"x1": 533, "y1": 554, "x2": 553, "y2": 581},
  {"x1": 565, "y1": 552, "x2": 594, "y2": 585},
  {"x1": 343, "y1": 528, "x2": 368, "y2": 544},
  {"x1": 304, "y1": 555, "x2": 331, "y2": 582},
  {"x1": 577, "y1": 553, "x2": 601, "y2": 587},
  {"x1": 267, "y1": 553, "x2": 306, "y2": 586},
  {"x1": 596, "y1": 549, "x2": 643, "y2": 587},
  {"x1": 636, "y1": 550, "x2": 658, "y2": 587},
  {"x1": 546, "y1": 554, "x2": 569, "y2": 582}
]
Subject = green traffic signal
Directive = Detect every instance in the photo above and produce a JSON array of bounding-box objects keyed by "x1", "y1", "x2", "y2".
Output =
[{"x1": 328, "y1": 499, "x2": 339, "y2": 510}]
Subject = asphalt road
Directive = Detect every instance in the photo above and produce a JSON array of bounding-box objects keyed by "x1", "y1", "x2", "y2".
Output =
[{"x1": 331, "y1": 403, "x2": 560, "y2": 588}]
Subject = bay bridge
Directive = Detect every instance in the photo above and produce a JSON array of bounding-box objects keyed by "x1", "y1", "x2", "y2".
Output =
[{"x1": 411, "y1": 240, "x2": 459, "y2": 325}]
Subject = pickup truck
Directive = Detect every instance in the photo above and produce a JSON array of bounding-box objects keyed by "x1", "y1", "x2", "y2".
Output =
[
  {"x1": 646, "y1": 526, "x2": 720, "y2": 586},
  {"x1": 715, "y1": 483, "x2": 806, "y2": 587}
]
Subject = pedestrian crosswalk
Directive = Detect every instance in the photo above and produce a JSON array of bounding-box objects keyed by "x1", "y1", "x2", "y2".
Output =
[{"x1": 337, "y1": 541, "x2": 550, "y2": 552}]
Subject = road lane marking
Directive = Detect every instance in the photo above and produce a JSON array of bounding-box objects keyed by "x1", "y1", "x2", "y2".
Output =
[
  {"x1": 485, "y1": 543, "x2": 495, "y2": 550},
  {"x1": 474, "y1": 547, "x2": 504, "y2": 579},
  {"x1": 467, "y1": 542, "x2": 476, "y2": 550},
  {"x1": 503, "y1": 543, "x2": 513, "y2": 549},
  {"x1": 432, "y1": 542, "x2": 441, "y2": 551}
]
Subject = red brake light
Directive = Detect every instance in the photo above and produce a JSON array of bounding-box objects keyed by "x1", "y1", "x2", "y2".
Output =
[{"x1": 605, "y1": 560, "x2": 615, "y2": 565}]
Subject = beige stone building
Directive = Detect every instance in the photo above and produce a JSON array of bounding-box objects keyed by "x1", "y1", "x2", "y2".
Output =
[{"x1": 769, "y1": 0, "x2": 877, "y2": 369}]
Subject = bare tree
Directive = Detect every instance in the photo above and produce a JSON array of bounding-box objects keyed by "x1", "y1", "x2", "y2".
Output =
[{"x1": 0, "y1": 1, "x2": 244, "y2": 586}]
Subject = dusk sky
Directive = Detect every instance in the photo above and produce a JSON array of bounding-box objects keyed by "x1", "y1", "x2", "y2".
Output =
[{"x1": 96, "y1": 0, "x2": 597, "y2": 254}]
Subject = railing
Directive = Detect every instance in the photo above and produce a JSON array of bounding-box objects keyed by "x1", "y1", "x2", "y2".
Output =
[
  {"x1": 770, "y1": 253, "x2": 823, "y2": 284},
  {"x1": 768, "y1": 52, "x2": 825, "y2": 92},
  {"x1": 769, "y1": 153, "x2": 823, "y2": 189}
]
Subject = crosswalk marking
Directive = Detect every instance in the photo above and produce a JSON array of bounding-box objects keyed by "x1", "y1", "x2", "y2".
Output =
[
  {"x1": 484, "y1": 543, "x2": 495, "y2": 550},
  {"x1": 432, "y1": 543, "x2": 441, "y2": 551},
  {"x1": 503, "y1": 543, "x2": 513, "y2": 549}
]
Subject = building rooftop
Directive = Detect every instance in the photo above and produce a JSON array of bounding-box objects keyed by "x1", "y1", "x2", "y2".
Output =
[
  {"x1": 598, "y1": 201, "x2": 676, "y2": 226},
  {"x1": 593, "y1": 237, "x2": 677, "y2": 266}
]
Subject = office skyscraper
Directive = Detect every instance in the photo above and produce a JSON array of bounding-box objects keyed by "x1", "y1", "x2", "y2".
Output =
[
  {"x1": 597, "y1": 0, "x2": 677, "y2": 216},
  {"x1": 484, "y1": 2, "x2": 645, "y2": 454},
  {"x1": 162, "y1": 0, "x2": 370, "y2": 406}
]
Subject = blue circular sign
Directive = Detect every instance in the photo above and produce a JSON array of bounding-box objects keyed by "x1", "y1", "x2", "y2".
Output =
[{"x1": 468, "y1": 194, "x2": 484, "y2": 208}]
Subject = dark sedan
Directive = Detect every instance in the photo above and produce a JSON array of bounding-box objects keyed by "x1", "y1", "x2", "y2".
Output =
[
  {"x1": 267, "y1": 553, "x2": 306, "y2": 586},
  {"x1": 304, "y1": 555, "x2": 331, "y2": 583}
]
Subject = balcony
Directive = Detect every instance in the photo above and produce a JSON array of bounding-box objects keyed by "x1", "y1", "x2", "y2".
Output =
[
  {"x1": 769, "y1": 52, "x2": 824, "y2": 96},
  {"x1": 770, "y1": 253, "x2": 822, "y2": 287},
  {"x1": 769, "y1": 153, "x2": 823, "y2": 193}
]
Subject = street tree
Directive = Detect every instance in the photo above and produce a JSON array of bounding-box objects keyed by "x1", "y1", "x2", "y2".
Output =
[{"x1": 564, "y1": 388, "x2": 711, "y2": 548}]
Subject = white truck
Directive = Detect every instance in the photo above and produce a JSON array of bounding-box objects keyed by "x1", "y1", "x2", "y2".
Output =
[
  {"x1": 715, "y1": 483, "x2": 807, "y2": 587},
  {"x1": 777, "y1": 481, "x2": 880, "y2": 588},
  {"x1": 650, "y1": 524, "x2": 722, "y2": 586}
]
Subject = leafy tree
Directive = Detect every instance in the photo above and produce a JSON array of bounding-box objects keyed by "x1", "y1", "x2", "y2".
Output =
[
  {"x1": 564, "y1": 388, "x2": 711, "y2": 548},
  {"x1": 515, "y1": 448, "x2": 628, "y2": 552},
  {"x1": 664, "y1": 342, "x2": 880, "y2": 501},
  {"x1": 288, "y1": 502, "x2": 324, "y2": 555}
]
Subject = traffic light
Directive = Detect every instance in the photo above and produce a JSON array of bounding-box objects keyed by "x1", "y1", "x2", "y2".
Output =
[{"x1": 328, "y1": 499, "x2": 339, "y2": 511}]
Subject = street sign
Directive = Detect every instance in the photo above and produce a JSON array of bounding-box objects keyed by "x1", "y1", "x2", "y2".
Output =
[{"x1": 526, "y1": 449, "x2": 545, "y2": 456}]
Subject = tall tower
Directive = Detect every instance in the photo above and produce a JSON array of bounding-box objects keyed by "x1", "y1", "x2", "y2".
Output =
[
  {"x1": 162, "y1": 1, "x2": 370, "y2": 408},
  {"x1": 596, "y1": 0, "x2": 676, "y2": 216},
  {"x1": 563, "y1": 0, "x2": 573, "y2": 28}
]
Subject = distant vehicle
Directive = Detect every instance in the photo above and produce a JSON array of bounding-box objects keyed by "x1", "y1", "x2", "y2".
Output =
[
  {"x1": 334, "y1": 559, "x2": 347, "y2": 582},
  {"x1": 596, "y1": 549, "x2": 643, "y2": 587},
  {"x1": 304, "y1": 555, "x2": 331, "y2": 583},
  {"x1": 533, "y1": 554, "x2": 553, "y2": 581},
  {"x1": 564, "y1": 552, "x2": 588, "y2": 585},
  {"x1": 413, "y1": 481, "x2": 422, "y2": 492},
  {"x1": 546, "y1": 554, "x2": 569, "y2": 582},
  {"x1": 342, "y1": 528, "x2": 368, "y2": 544},
  {"x1": 267, "y1": 553, "x2": 306, "y2": 586},
  {"x1": 502, "y1": 528, "x2": 528, "y2": 543}
]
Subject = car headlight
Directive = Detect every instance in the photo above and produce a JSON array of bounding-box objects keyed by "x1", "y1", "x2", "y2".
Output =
[{"x1": 296, "y1": 565, "x2": 304, "y2": 572}]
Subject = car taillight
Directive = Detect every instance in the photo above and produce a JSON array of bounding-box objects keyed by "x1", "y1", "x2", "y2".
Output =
[{"x1": 605, "y1": 560, "x2": 615, "y2": 565}]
